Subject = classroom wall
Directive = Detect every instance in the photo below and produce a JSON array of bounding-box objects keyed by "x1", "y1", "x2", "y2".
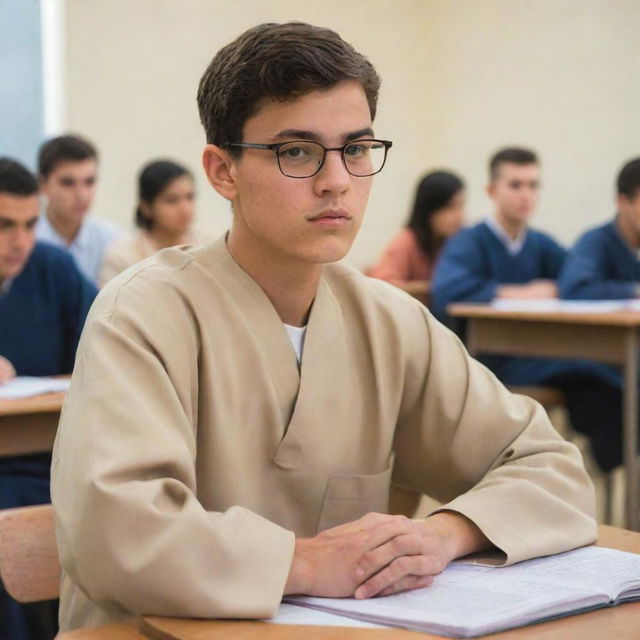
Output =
[{"x1": 63, "y1": 0, "x2": 640, "y2": 268}]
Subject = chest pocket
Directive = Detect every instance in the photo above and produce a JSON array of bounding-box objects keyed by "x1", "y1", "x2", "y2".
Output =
[{"x1": 316, "y1": 464, "x2": 393, "y2": 533}]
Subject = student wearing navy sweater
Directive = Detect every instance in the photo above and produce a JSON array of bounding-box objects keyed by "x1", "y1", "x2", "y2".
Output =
[
  {"x1": 432, "y1": 147, "x2": 624, "y2": 474},
  {"x1": 0, "y1": 158, "x2": 96, "y2": 640},
  {"x1": 559, "y1": 157, "x2": 640, "y2": 300}
]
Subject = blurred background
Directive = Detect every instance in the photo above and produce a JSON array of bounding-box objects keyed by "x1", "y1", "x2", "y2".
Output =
[{"x1": 1, "y1": 0, "x2": 639, "y2": 269}]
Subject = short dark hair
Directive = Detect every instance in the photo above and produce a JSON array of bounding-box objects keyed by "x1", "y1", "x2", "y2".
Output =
[
  {"x1": 135, "y1": 160, "x2": 192, "y2": 230},
  {"x1": 489, "y1": 147, "x2": 538, "y2": 181},
  {"x1": 37, "y1": 134, "x2": 98, "y2": 178},
  {"x1": 197, "y1": 22, "x2": 381, "y2": 148},
  {"x1": 0, "y1": 157, "x2": 39, "y2": 197},
  {"x1": 617, "y1": 157, "x2": 640, "y2": 200}
]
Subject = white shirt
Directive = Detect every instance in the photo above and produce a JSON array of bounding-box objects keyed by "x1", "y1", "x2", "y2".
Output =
[
  {"x1": 284, "y1": 323, "x2": 307, "y2": 364},
  {"x1": 485, "y1": 216, "x2": 527, "y2": 256},
  {"x1": 36, "y1": 214, "x2": 121, "y2": 285},
  {"x1": 0, "y1": 277, "x2": 12, "y2": 295}
]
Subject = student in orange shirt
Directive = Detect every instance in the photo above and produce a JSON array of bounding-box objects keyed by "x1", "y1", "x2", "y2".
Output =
[{"x1": 368, "y1": 171, "x2": 464, "y2": 295}]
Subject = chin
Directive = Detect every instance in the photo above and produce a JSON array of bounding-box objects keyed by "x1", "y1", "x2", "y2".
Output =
[{"x1": 307, "y1": 238, "x2": 354, "y2": 264}]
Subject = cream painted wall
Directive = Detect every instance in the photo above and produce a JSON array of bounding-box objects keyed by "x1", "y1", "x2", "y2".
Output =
[{"x1": 64, "y1": 0, "x2": 640, "y2": 268}]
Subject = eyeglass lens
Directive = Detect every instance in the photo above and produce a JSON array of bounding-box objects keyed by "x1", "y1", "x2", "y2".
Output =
[{"x1": 276, "y1": 141, "x2": 387, "y2": 178}]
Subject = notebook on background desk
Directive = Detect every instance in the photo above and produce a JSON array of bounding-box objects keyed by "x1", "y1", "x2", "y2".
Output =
[
  {"x1": 0, "y1": 376, "x2": 70, "y2": 399},
  {"x1": 284, "y1": 546, "x2": 640, "y2": 638}
]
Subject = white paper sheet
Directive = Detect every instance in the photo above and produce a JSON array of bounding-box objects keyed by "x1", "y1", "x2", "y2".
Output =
[
  {"x1": 491, "y1": 298, "x2": 640, "y2": 313},
  {"x1": 0, "y1": 376, "x2": 70, "y2": 399},
  {"x1": 285, "y1": 546, "x2": 640, "y2": 638}
]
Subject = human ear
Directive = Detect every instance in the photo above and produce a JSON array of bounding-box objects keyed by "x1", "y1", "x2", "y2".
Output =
[{"x1": 202, "y1": 144, "x2": 238, "y2": 201}]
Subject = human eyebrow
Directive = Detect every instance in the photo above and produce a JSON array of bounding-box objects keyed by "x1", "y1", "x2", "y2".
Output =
[
  {"x1": 271, "y1": 127, "x2": 376, "y2": 143},
  {"x1": 272, "y1": 129, "x2": 322, "y2": 141},
  {"x1": 343, "y1": 128, "x2": 375, "y2": 142},
  {"x1": 0, "y1": 217, "x2": 16, "y2": 229}
]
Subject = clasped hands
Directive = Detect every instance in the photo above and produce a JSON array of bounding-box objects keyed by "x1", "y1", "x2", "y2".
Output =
[{"x1": 285, "y1": 510, "x2": 489, "y2": 599}]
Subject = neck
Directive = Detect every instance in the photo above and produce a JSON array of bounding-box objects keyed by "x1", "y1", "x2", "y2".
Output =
[
  {"x1": 494, "y1": 211, "x2": 525, "y2": 240},
  {"x1": 46, "y1": 208, "x2": 81, "y2": 245},
  {"x1": 227, "y1": 231, "x2": 321, "y2": 327},
  {"x1": 147, "y1": 227, "x2": 187, "y2": 250},
  {"x1": 616, "y1": 212, "x2": 640, "y2": 250}
]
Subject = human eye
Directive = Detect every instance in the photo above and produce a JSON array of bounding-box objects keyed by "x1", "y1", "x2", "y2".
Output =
[
  {"x1": 278, "y1": 143, "x2": 315, "y2": 162},
  {"x1": 344, "y1": 141, "x2": 374, "y2": 158}
]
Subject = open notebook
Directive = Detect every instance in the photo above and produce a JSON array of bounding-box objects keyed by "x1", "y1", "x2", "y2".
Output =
[{"x1": 284, "y1": 546, "x2": 640, "y2": 638}]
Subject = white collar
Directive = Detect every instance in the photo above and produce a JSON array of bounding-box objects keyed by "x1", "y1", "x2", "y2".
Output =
[
  {"x1": 485, "y1": 216, "x2": 527, "y2": 256},
  {"x1": 41, "y1": 212, "x2": 91, "y2": 250},
  {"x1": 0, "y1": 276, "x2": 13, "y2": 295}
]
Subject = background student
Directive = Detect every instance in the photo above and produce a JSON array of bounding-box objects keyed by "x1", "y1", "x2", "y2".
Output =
[
  {"x1": 100, "y1": 159, "x2": 212, "y2": 286},
  {"x1": 0, "y1": 158, "x2": 96, "y2": 640},
  {"x1": 559, "y1": 157, "x2": 640, "y2": 300},
  {"x1": 36, "y1": 134, "x2": 121, "y2": 285},
  {"x1": 368, "y1": 170, "x2": 464, "y2": 294},
  {"x1": 432, "y1": 147, "x2": 624, "y2": 474}
]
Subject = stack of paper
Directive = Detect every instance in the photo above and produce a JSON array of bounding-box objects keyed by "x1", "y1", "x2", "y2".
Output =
[
  {"x1": 0, "y1": 376, "x2": 70, "y2": 400},
  {"x1": 284, "y1": 546, "x2": 640, "y2": 638}
]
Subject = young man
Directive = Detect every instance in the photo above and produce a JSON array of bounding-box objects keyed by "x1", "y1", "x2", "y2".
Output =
[
  {"x1": 0, "y1": 158, "x2": 96, "y2": 640},
  {"x1": 52, "y1": 25, "x2": 596, "y2": 632},
  {"x1": 559, "y1": 157, "x2": 640, "y2": 299},
  {"x1": 36, "y1": 134, "x2": 121, "y2": 285},
  {"x1": 432, "y1": 147, "x2": 624, "y2": 472}
]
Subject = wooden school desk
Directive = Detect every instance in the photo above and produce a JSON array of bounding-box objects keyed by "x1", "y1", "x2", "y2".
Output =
[
  {"x1": 0, "y1": 390, "x2": 64, "y2": 457},
  {"x1": 447, "y1": 304, "x2": 640, "y2": 531},
  {"x1": 137, "y1": 525, "x2": 639, "y2": 640}
]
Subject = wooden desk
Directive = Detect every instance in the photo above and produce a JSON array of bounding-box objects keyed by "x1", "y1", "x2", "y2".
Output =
[
  {"x1": 0, "y1": 391, "x2": 64, "y2": 457},
  {"x1": 139, "y1": 526, "x2": 639, "y2": 640},
  {"x1": 447, "y1": 304, "x2": 640, "y2": 531}
]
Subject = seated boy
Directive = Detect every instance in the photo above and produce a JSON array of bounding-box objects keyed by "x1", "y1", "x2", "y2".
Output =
[
  {"x1": 432, "y1": 147, "x2": 624, "y2": 473},
  {"x1": 52, "y1": 24, "x2": 596, "y2": 632},
  {"x1": 559, "y1": 157, "x2": 640, "y2": 299},
  {"x1": 0, "y1": 158, "x2": 96, "y2": 640}
]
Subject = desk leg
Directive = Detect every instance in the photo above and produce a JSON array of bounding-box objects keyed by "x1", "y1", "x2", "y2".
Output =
[{"x1": 624, "y1": 331, "x2": 639, "y2": 530}]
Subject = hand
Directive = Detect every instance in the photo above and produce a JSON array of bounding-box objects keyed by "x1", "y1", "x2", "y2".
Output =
[
  {"x1": 0, "y1": 356, "x2": 16, "y2": 385},
  {"x1": 353, "y1": 511, "x2": 489, "y2": 599},
  {"x1": 498, "y1": 280, "x2": 558, "y2": 300},
  {"x1": 284, "y1": 511, "x2": 489, "y2": 599}
]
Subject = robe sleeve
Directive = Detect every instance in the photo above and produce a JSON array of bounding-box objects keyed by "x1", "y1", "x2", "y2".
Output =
[
  {"x1": 558, "y1": 230, "x2": 638, "y2": 300},
  {"x1": 392, "y1": 308, "x2": 597, "y2": 565},
  {"x1": 51, "y1": 279, "x2": 295, "y2": 620},
  {"x1": 431, "y1": 230, "x2": 499, "y2": 319}
]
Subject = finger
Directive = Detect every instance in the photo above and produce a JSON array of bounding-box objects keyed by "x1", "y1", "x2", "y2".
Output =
[
  {"x1": 355, "y1": 533, "x2": 425, "y2": 581},
  {"x1": 354, "y1": 515, "x2": 418, "y2": 559},
  {"x1": 355, "y1": 554, "x2": 442, "y2": 599},
  {"x1": 376, "y1": 574, "x2": 433, "y2": 598}
]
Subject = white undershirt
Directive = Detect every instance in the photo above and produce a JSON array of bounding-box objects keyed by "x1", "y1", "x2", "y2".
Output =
[
  {"x1": 284, "y1": 324, "x2": 307, "y2": 364},
  {"x1": 485, "y1": 216, "x2": 527, "y2": 256}
]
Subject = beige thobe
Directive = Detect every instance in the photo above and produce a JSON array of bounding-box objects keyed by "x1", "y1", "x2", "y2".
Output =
[
  {"x1": 51, "y1": 236, "x2": 596, "y2": 631},
  {"x1": 98, "y1": 227, "x2": 214, "y2": 286}
]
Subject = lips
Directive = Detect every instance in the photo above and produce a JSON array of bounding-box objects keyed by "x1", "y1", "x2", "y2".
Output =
[{"x1": 308, "y1": 209, "x2": 351, "y2": 222}]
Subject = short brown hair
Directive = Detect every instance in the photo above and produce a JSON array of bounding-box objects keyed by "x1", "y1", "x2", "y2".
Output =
[
  {"x1": 38, "y1": 134, "x2": 98, "y2": 178},
  {"x1": 197, "y1": 22, "x2": 381, "y2": 148},
  {"x1": 489, "y1": 147, "x2": 538, "y2": 181}
]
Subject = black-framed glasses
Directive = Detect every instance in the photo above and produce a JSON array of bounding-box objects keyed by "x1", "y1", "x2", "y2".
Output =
[{"x1": 222, "y1": 139, "x2": 393, "y2": 178}]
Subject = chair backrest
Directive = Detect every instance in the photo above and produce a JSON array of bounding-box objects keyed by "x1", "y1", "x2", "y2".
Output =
[{"x1": 0, "y1": 504, "x2": 61, "y2": 602}]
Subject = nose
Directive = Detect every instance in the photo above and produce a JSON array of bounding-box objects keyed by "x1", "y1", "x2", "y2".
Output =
[{"x1": 313, "y1": 150, "x2": 350, "y2": 196}]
